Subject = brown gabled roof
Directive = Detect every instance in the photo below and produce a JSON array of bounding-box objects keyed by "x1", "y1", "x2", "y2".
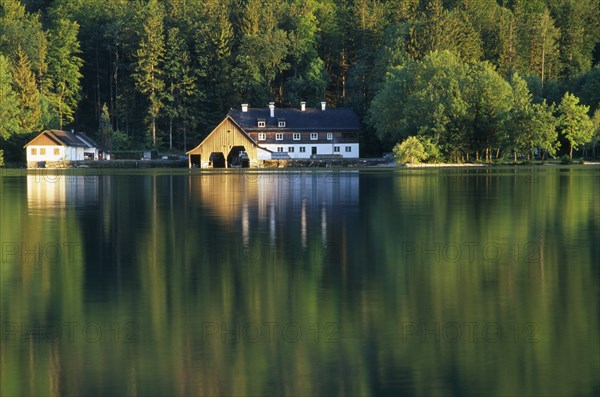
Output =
[{"x1": 24, "y1": 130, "x2": 97, "y2": 148}]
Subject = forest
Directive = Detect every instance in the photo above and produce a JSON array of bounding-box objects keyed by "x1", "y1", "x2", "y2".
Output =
[{"x1": 1, "y1": 0, "x2": 599, "y2": 164}]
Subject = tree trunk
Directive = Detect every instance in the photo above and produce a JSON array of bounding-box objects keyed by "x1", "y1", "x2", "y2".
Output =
[
  {"x1": 169, "y1": 116, "x2": 173, "y2": 150},
  {"x1": 152, "y1": 117, "x2": 157, "y2": 147},
  {"x1": 570, "y1": 143, "x2": 573, "y2": 159},
  {"x1": 514, "y1": 149, "x2": 517, "y2": 162},
  {"x1": 183, "y1": 125, "x2": 187, "y2": 153},
  {"x1": 541, "y1": 39, "x2": 545, "y2": 89}
]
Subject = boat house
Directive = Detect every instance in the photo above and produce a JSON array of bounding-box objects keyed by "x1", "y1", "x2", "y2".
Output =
[{"x1": 187, "y1": 102, "x2": 360, "y2": 168}]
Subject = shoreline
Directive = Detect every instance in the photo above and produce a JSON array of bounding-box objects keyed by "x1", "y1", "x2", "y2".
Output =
[{"x1": 3, "y1": 159, "x2": 600, "y2": 170}]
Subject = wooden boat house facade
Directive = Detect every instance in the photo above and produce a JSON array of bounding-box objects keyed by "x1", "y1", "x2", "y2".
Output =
[{"x1": 188, "y1": 102, "x2": 360, "y2": 168}]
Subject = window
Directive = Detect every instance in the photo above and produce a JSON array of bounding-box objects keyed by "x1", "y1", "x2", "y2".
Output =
[
  {"x1": 299, "y1": 147, "x2": 306, "y2": 153},
  {"x1": 345, "y1": 146, "x2": 352, "y2": 152},
  {"x1": 327, "y1": 133, "x2": 333, "y2": 140},
  {"x1": 40, "y1": 148, "x2": 46, "y2": 155},
  {"x1": 54, "y1": 148, "x2": 60, "y2": 155},
  {"x1": 277, "y1": 147, "x2": 284, "y2": 152},
  {"x1": 258, "y1": 133, "x2": 266, "y2": 141},
  {"x1": 310, "y1": 133, "x2": 318, "y2": 140},
  {"x1": 288, "y1": 147, "x2": 295, "y2": 152},
  {"x1": 258, "y1": 120, "x2": 266, "y2": 127},
  {"x1": 293, "y1": 133, "x2": 301, "y2": 140},
  {"x1": 275, "y1": 133, "x2": 283, "y2": 140},
  {"x1": 334, "y1": 146, "x2": 340, "y2": 153},
  {"x1": 31, "y1": 148, "x2": 37, "y2": 155},
  {"x1": 278, "y1": 121, "x2": 286, "y2": 127}
]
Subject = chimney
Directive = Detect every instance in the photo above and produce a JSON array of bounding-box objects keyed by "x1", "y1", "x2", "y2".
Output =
[
  {"x1": 321, "y1": 101, "x2": 326, "y2": 111},
  {"x1": 300, "y1": 102, "x2": 306, "y2": 111},
  {"x1": 241, "y1": 103, "x2": 248, "y2": 112},
  {"x1": 269, "y1": 102, "x2": 275, "y2": 118}
]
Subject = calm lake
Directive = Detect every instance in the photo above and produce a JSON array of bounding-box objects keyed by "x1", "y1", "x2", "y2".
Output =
[{"x1": 1, "y1": 167, "x2": 599, "y2": 397}]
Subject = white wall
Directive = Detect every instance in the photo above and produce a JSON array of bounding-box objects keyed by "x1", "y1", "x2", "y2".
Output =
[
  {"x1": 27, "y1": 146, "x2": 64, "y2": 162},
  {"x1": 258, "y1": 143, "x2": 359, "y2": 159}
]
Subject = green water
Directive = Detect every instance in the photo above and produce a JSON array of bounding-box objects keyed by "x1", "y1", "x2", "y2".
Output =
[{"x1": 1, "y1": 167, "x2": 599, "y2": 397}]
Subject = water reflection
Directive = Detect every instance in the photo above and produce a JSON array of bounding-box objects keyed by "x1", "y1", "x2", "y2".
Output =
[
  {"x1": 1, "y1": 168, "x2": 598, "y2": 397},
  {"x1": 27, "y1": 174, "x2": 99, "y2": 214},
  {"x1": 190, "y1": 171, "x2": 359, "y2": 248}
]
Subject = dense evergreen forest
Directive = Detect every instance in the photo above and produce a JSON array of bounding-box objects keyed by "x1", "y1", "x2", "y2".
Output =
[{"x1": 1, "y1": 0, "x2": 599, "y2": 164}]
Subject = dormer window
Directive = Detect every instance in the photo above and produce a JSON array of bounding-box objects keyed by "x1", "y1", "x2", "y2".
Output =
[
  {"x1": 257, "y1": 119, "x2": 266, "y2": 128},
  {"x1": 278, "y1": 120, "x2": 286, "y2": 128}
]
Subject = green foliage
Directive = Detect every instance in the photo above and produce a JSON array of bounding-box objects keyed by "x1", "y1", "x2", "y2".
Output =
[
  {"x1": 560, "y1": 154, "x2": 573, "y2": 164},
  {"x1": 47, "y1": 19, "x2": 83, "y2": 129},
  {"x1": 418, "y1": 136, "x2": 443, "y2": 163},
  {"x1": 393, "y1": 136, "x2": 427, "y2": 164},
  {"x1": 110, "y1": 130, "x2": 131, "y2": 151},
  {"x1": 0, "y1": 148, "x2": 4, "y2": 167},
  {"x1": 0, "y1": 54, "x2": 19, "y2": 138},
  {"x1": 133, "y1": 0, "x2": 165, "y2": 147},
  {"x1": 12, "y1": 48, "x2": 42, "y2": 132},
  {"x1": 0, "y1": 0, "x2": 599, "y2": 159},
  {"x1": 99, "y1": 103, "x2": 113, "y2": 150},
  {"x1": 558, "y1": 92, "x2": 594, "y2": 158}
]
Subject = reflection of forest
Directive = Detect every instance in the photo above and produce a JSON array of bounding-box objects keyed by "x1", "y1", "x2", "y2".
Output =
[{"x1": 2, "y1": 168, "x2": 599, "y2": 397}]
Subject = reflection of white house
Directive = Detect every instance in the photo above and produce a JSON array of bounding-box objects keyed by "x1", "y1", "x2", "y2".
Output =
[
  {"x1": 24, "y1": 130, "x2": 104, "y2": 166},
  {"x1": 27, "y1": 175, "x2": 99, "y2": 213}
]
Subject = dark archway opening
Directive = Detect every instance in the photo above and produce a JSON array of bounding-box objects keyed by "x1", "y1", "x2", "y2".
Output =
[
  {"x1": 209, "y1": 152, "x2": 226, "y2": 168},
  {"x1": 227, "y1": 146, "x2": 250, "y2": 168},
  {"x1": 190, "y1": 154, "x2": 201, "y2": 168}
]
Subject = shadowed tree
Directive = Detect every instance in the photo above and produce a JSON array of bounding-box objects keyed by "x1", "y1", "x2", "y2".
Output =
[{"x1": 133, "y1": 0, "x2": 165, "y2": 148}]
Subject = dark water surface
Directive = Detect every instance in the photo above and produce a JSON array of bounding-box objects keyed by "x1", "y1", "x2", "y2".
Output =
[{"x1": 1, "y1": 167, "x2": 599, "y2": 396}]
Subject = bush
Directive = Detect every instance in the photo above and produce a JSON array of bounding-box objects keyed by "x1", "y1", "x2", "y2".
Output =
[
  {"x1": 393, "y1": 136, "x2": 427, "y2": 164},
  {"x1": 560, "y1": 155, "x2": 573, "y2": 165},
  {"x1": 111, "y1": 130, "x2": 130, "y2": 151},
  {"x1": 419, "y1": 137, "x2": 443, "y2": 163},
  {"x1": 0, "y1": 149, "x2": 4, "y2": 167}
]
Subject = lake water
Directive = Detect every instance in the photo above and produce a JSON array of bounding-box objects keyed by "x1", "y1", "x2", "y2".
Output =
[{"x1": 1, "y1": 167, "x2": 599, "y2": 397}]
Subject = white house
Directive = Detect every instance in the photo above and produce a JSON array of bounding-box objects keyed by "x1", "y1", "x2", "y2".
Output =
[
  {"x1": 24, "y1": 130, "x2": 104, "y2": 166},
  {"x1": 229, "y1": 102, "x2": 360, "y2": 160}
]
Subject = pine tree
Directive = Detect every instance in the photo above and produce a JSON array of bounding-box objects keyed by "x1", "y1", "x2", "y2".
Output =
[
  {"x1": 164, "y1": 27, "x2": 196, "y2": 150},
  {"x1": 0, "y1": 55, "x2": 20, "y2": 138},
  {"x1": 47, "y1": 19, "x2": 84, "y2": 129},
  {"x1": 133, "y1": 0, "x2": 165, "y2": 148},
  {"x1": 12, "y1": 48, "x2": 42, "y2": 132}
]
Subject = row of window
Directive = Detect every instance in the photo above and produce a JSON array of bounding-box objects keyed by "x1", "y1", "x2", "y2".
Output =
[
  {"x1": 275, "y1": 146, "x2": 353, "y2": 153},
  {"x1": 257, "y1": 121, "x2": 286, "y2": 128},
  {"x1": 259, "y1": 132, "x2": 334, "y2": 141},
  {"x1": 30, "y1": 148, "x2": 60, "y2": 155}
]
